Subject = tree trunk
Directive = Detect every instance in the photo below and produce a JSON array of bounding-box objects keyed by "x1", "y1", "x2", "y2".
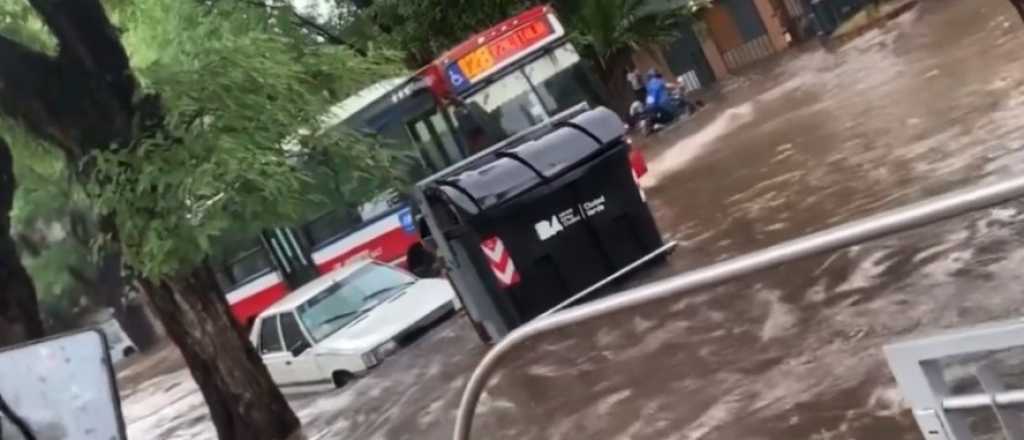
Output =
[
  {"x1": 0, "y1": 3, "x2": 303, "y2": 438},
  {"x1": 597, "y1": 49, "x2": 637, "y2": 118},
  {"x1": 91, "y1": 251, "x2": 156, "y2": 349},
  {"x1": 67, "y1": 211, "x2": 160, "y2": 349},
  {"x1": 119, "y1": 300, "x2": 160, "y2": 350},
  {"x1": 137, "y1": 265, "x2": 300, "y2": 440},
  {"x1": 0, "y1": 138, "x2": 45, "y2": 347}
]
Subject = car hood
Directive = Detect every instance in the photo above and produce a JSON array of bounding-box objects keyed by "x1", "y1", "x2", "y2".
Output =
[{"x1": 315, "y1": 279, "x2": 454, "y2": 353}]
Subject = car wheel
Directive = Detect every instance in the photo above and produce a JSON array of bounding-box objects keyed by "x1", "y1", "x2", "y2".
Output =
[{"x1": 332, "y1": 371, "x2": 355, "y2": 389}]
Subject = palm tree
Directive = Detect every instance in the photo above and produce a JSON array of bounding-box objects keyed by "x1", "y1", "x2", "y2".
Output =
[{"x1": 556, "y1": 0, "x2": 711, "y2": 114}]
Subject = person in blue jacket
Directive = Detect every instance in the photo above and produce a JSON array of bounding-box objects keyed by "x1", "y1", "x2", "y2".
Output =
[{"x1": 644, "y1": 69, "x2": 677, "y2": 124}]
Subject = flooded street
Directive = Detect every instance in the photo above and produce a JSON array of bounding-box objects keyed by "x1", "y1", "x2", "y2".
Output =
[{"x1": 120, "y1": 0, "x2": 1024, "y2": 438}]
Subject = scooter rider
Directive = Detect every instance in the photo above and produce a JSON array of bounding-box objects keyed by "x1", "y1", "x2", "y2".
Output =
[{"x1": 644, "y1": 69, "x2": 677, "y2": 124}]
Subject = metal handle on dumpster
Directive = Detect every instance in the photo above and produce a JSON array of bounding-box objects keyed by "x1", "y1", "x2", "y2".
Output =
[
  {"x1": 555, "y1": 121, "x2": 605, "y2": 147},
  {"x1": 495, "y1": 151, "x2": 550, "y2": 184},
  {"x1": 453, "y1": 175, "x2": 1024, "y2": 440},
  {"x1": 885, "y1": 317, "x2": 1024, "y2": 439}
]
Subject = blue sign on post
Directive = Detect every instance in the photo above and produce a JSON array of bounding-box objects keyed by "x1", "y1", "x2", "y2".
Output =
[{"x1": 446, "y1": 63, "x2": 472, "y2": 94}]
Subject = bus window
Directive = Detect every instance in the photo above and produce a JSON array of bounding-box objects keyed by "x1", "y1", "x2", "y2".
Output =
[
  {"x1": 451, "y1": 101, "x2": 499, "y2": 155},
  {"x1": 214, "y1": 270, "x2": 234, "y2": 293},
  {"x1": 459, "y1": 70, "x2": 549, "y2": 143},
  {"x1": 231, "y1": 248, "x2": 272, "y2": 282},
  {"x1": 361, "y1": 106, "x2": 434, "y2": 179},
  {"x1": 302, "y1": 208, "x2": 362, "y2": 250},
  {"x1": 215, "y1": 245, "x2": 274, "y2": 292},
  {"x1": 375, "y1": 122, "x2": 409, "y2": 150},
  {"x1": 409, "y1": 119, "x2": 449, "y2": 172},
  {"x1": 429, "y1": 112, "x2": 466, "y2": 163},
  {"x1": 523, "y1": 44, "x2": 605, "y2": 116}
]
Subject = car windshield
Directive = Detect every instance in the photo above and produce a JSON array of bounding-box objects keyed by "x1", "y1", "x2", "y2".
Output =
[{"x1": 296, "y1": 263, "x2": 417, "y2": 342}]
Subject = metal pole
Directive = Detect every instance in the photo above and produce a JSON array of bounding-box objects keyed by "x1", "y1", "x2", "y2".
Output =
[
  {"x1": 536, "y1": 241, "x2": 678, "y2": 320},
  {"x1": 943, "y1": 390, "x2": 1024, "y2": 411},
  {"x1": 454, "y1": 175, "x2": 1024, "y2": 440},
  {"x1": 975, "y1": 363, "x2": 1024, "y2": 440}
]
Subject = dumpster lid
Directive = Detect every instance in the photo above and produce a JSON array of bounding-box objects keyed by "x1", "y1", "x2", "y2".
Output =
[
  {"x1": 511, "y1": 107, "x2": 625, "y2": 179},
  {"x1": 436, "y1": 108, "x2": 626, "y2": 214}
]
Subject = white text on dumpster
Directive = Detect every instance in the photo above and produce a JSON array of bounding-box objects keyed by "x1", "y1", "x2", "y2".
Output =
[{"x1": 534, "y1": 195, "x2": 608, "y2": 241}]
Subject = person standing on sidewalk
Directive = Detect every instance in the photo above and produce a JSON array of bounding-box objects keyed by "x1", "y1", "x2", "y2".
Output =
[{"x1": 626, "y1": 65, "x2": 646, "y2": 104}]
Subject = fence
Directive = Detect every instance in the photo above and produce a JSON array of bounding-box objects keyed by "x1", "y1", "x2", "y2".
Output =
[
  {"x1": 722, "y1": 34, "x2": 777, "y2": 70},
  {"x1": 677, "y1": 70, "x2": 703, "y2": 93},
  {"x1": 782, "y1": 0, "x2": 807, "y2": 19},
  {"x1": 781, "y1": 0, "x2": 874, "y2": 37}
]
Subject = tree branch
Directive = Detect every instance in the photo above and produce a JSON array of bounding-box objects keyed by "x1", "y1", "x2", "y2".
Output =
[
  {"x1": 0, "y1": 1, "x2": 143, "y2": 163},
  {"x1": 0, "y1": 137, "x2": 15, "y2": 218},
  {"x1": 27, "y1": 0, "x2": 135, "y2": 106},
  {"x1": 0, "y1": 33, "x2": 78, "y2": 155},
  {"x1": 236, "y1": 0, "x2": 289, "y2": 9},
  {"x1": 67, "y1": 266, "x2": 99, "y2": 290},
  {"x1": 0, "y1": 137, "x2": 45, "y2": 345},
  {"x1": 291, "y1": 11, "x2": 345, "y2": 44},
  {"x1": 14, "y1": 233, "x2": 43, "y2": 258},
  {"x1": 67, "y1": 209, "x2": 93, "y2": 248}
]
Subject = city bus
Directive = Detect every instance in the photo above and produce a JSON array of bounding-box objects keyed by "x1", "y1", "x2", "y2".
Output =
[{"x1": 215, "y1": 4, "x2": 649, "y2": 328}]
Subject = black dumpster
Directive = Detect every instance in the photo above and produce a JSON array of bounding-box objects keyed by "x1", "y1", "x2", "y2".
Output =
[{"x1": 415, "y1": 107, "x2": 668, "y2": 342}]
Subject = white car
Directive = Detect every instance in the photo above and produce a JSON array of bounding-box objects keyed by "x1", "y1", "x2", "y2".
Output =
[{"x1": 249, "y1": 260, "x2": 456, "y2": 388}]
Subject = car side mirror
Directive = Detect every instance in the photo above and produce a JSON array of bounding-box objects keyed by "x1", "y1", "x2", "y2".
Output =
[{"x1": 290, "y1": 340, "x2": 311, "y2": 357}]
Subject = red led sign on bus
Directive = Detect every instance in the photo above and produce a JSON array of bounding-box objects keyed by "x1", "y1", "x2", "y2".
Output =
[{"x1": 456, "y1": 17, "x2": 554, "y2": 81}]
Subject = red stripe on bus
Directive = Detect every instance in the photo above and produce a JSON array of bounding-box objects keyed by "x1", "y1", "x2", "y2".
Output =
[
  {"x1": 228, "y1": 226, "x2": 421, "y2": 326},
  {"x1": 316, "y1": 226, "x2": 420, "y2": 274},
  {"x1": 231, "y1": 282, "x2": 289, "y2": 327}
]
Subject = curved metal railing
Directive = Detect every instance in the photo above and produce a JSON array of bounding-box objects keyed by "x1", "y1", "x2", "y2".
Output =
[{"x1": 453, "y1": 174, "x2": 1024, "y2": 440}]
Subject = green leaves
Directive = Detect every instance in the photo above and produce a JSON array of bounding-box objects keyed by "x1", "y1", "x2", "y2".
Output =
[
  {"x1": 0, "y1": 0, "x2": 56, "y2": 54},
  {"x1": 352, "y1": 0, "x2": 710, "y2": 69},
  {"x1": 72, "y1": 0, "x2": 405, "y2": 278},
  {"x1": 561, "y1": 0, "x2": 711, "y2": 65},
  {"x1": 4, "y1": 120, "x2": 70, "y2": 232},
  {"x1": 3, "y1": 123, "x2": 98, "y2": 324},
  {"x1": 362, "y1": 0, "x2": 532, "y2": 65}
]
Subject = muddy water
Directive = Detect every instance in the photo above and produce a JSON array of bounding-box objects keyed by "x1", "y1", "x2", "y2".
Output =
[
  {"x1": 475, "y1": 1, "x2": 1024, "y2": 439},
  {"x1": 120, "y1": 1, "x2": 1024, "y2": 438}
]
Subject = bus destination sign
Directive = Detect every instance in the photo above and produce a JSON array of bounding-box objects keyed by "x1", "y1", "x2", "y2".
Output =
[{"x1": 445, "y1": 17, "x2": 554, "y2": 92}]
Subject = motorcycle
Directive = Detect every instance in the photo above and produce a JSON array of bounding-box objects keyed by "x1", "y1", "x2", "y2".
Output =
[{"x1": 634, "y1": 93, "x2": 704, "y2": 137}]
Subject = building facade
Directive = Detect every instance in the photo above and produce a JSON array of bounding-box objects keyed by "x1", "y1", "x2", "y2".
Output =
[{"x1": 632, "y1": 0, "x2": 871, "y2": 93}]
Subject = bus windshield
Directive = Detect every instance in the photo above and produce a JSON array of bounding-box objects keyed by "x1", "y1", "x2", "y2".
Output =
[{"x1": 448, "y1": 43, "x2": 605, "y2": 155}]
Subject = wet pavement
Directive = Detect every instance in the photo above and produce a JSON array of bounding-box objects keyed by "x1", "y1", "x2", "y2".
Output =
[{"x1": 121, "y1": 1, "x2": 1024, "y2": 438}]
